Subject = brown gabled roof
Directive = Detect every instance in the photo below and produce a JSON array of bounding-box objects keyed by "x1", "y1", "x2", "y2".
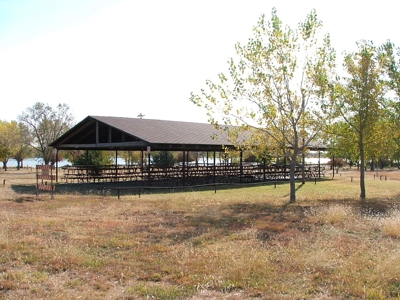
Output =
[
  {"x1": 50, "y1": 116, "x2": 235, "y2": 151},
  {"x1": 50, "y1": 115, "x2": 327, "y2": 152},
  {"x1": 93, "y1": 116, "x2": 231, "y2": 145}
]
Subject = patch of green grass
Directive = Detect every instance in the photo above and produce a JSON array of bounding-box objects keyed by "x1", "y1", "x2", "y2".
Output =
[
  {"x1": 84, "y1": 257, "x2": 103, "y2": 269},
  {"x1": 127, "y1": 283, "x2": 195, "y2": 300}
]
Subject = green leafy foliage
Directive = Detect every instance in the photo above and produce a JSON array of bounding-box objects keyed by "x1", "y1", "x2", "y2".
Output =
[
  {"x1": 74, "y1": 150, "x2": 113, "y2": 166},
  {"x1": 328, "y1": 40, "x2": 387, "y2": 198},
  {"x1": 190, "y1": 8, "x2": 336, "y2": 202},
  {"x1": 151, "y1": 151, "x2": 176, "y2": 166},
  {"x1": 13, "y1": 122, "x2": 34, "y2": 169},
  {"x1": 18, "y1": 102, "x2": 74, "y2": 165},
  {"x1": 0, "y1": 121, "x2": 35, "y2": 170},
  {"x1": 119, "y1": 151, "x2": 143, "y2": 165},
  {"x1": 379, "y1": 41, "x2": 400, "y2": 162}
]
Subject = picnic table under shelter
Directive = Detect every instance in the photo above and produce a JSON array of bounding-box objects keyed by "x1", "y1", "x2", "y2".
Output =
[{"x1": 49, "y1": 116, "x2": 327, "y2": 186}]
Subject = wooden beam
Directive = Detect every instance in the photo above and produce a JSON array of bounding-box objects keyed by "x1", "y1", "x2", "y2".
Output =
[
  {"x1": 54, "y1": 141, "x2": 148, "y2": 149},
  {"x1": 96, "y1": 121, "x2": 99, "y2": 144}
]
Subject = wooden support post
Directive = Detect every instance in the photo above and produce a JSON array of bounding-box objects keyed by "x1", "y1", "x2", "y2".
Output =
[
  {"x1": 86, "y1": 150, "x2": 89, "y2": 182},
  {"x1": 213, "y1": 151, "x2": 216, "y2": 184},
  {"x1": 56, "y1": 149, "x2": 59, "y2": 183},
  {"x1": 318, "y1": 150, "x2": 321, "y2": 178},
  {"x1": 284, "y1": 156, "x2": 287, "y2": 179},
  {"x1": 115, "y1": 150, "x2": 118, "y2": 180},
  {"x1": 263, "y1": 157, "x2": 266, "y2": 181},
  {"x1": 96, "y1": 121, "x2": 99, "y2": 144},
  {"x1": 182, "y1": 149, "x2": 186, "y2": 186},
  {"x1": 240, "y1": 150, "x2": 243, "y2": 183},
  {"x1": 148, "y1": 149, "x2": 151, "y2": 187},
  {"x1": 50, "y1": 166, "x2": 54, "y2": 200}
]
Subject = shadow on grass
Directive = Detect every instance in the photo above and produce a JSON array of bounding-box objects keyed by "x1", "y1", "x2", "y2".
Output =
[
  {"x1": 166, "y1": 200, "x2": 312, "y2": 244},
  {"x1": 9, "y1": 177, "x2": 332, "y2": 203},
  {"x1": 164, "y1": 193, "x2": 400, "y2": 245},
  {"x1": 11, "y1": 180, "x2": 294, "y2": 198},
  {"x1": 10, "y1": 184, "x2": 37, "y2": 195},
  {"x1": 9, "y1": 182, "x2": 400, "y2": 246},
  {"x1": 326, "y1": 197, "x2": 400, "y2": 216},
  {"x1": 281, "y1": 177, "x2": 332, "y2": 198},
  {"x1": 11, "y1": 182, "x2": 140, "y2": 196}
]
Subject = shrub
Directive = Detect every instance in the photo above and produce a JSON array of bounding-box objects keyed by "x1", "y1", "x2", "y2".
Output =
[{"x1": 73, "y1": 150, "x2": 113, "y2": 166}]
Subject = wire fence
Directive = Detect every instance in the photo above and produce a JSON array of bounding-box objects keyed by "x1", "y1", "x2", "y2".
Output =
[{"x1": 109, "y1": 177, "x2": 326, "y2": 199}]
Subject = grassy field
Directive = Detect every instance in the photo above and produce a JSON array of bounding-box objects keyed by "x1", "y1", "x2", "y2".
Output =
[{"x1": 1, "y1": 168, "x2": 400, "y2": 299}]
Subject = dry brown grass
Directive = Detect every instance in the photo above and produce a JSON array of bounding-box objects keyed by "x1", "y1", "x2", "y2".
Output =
[{"x1": 1, "y1": 167, "x2": 400, "y2": 299}]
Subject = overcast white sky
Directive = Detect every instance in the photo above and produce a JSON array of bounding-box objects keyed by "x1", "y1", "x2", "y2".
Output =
[{"x1": 0, "y1": 0, "x2": 398, "y2": 124}]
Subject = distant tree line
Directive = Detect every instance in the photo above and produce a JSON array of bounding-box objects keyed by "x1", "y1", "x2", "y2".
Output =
[{"x1": 0, "y1": 102, "x2": 74, "y2": 170}]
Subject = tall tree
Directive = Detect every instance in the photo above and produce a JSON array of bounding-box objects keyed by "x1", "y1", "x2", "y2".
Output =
[
  {"x1": 325, "y1": 120, "x2": 359, "y2": 168},
  {"x1": 190, "y1": 8, "x2": 336, "y2": 202},
  {"x1": 18, "y1": 102, "x2": 74, "y2": 165},
  {"x1": 0, "y1": 120, "x2": 20, "y2": 170},
  {"x1": 13, "y1": 122, "x2": 34, "y2": 169},
  {"x1": 330, "y1": 40, "x2": 386, "y2": 199},
  {"x1": 379, "y1": 41, "x2": 400, "y2": 97},
  {"x1": 379, "y1": 41, "x2": 400, "y2": 162}
]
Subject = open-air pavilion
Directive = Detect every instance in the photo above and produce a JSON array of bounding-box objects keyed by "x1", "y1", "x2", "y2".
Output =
[{"x1": 50, "y1": 116, "x2": 327, "y2": 186}]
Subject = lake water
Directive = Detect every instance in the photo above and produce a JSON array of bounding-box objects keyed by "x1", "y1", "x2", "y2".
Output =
[
  {"x1": 305, "y1": 157, "x2": 330, "y2": 164},
  {"x1": 4, "y1": 157, "x2": 125, "y2": 168},
  {"x1": 5, "y1": 158, "x2": 70, "y2": 168},
  {"x1": 4, "y1": 157, "x2": 330, "y2": 168}
]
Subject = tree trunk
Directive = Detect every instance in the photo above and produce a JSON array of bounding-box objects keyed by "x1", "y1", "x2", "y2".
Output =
[
  {"x1": 379, "y1": 158, "x2": 384, "y2": 169},
  {"x1": 359, "y1": 140, "x2": 366, "y2": 199},
  {"x1": 289, "y1": 158, "x2": 296, "y2": 203}
]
